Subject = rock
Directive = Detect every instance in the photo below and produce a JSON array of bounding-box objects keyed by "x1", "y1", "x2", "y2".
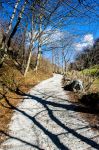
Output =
[{"x1": 63, "y1": 79, "x2": 84, "y2": 92}]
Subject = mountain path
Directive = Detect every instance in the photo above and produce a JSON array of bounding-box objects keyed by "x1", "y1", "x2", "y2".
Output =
[{"x1": 0, "y1": 74, "x2": 99, "y2": 150}]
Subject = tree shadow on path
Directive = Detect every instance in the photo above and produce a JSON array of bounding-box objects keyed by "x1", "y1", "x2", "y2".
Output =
[
  {"x1": 1, "y1": 96, "x2": 69, "y2": 150},
  {"x1": 0, "y1": 130, "x2": 44, "y2": 150},
  {"x1": 1, "y1": 89, "x2": 99, "y2": 150}
]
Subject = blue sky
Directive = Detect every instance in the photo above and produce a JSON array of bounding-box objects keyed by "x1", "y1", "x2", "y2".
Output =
[
  {"x1": 43, "y1": 13, "x2": 99, "y2": 61},
  {"x1": 0, "y1": 0, "x2": 99, "y2": 63},
  {"x1": 41, "y1": 0, "x2": 99, "y2": 58},
  {"x1": 1, "y1": 0, "x2": 99, "y2": 41}
]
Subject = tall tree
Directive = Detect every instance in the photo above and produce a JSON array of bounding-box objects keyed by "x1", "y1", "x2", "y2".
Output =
[
  {"x1": 24, "y1": 15, "x2": 34, "y2": 77},
  {"x1": 0, "y1": 0, "x2": 27, "y2": 66}
]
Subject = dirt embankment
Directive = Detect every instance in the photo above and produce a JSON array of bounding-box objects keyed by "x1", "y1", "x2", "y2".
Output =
[{"x1": 0, "y1": 60, "x2": 53, "y2": 144}]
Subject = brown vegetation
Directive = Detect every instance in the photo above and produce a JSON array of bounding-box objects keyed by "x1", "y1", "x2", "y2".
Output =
[
  {"x1": 0, "y1": 58, "x2": 53, "y2": 144},
  {"x1": 63, "y1": 70, "x2": 99, "y2": 92},
  {"x1": 62, "y1": 71, "x2": 99, "y2": 131},
  {"x1": 78, "y1": 93, "x2": 99, "y2": 130},
  {"x1": 0, "y1": 0, "x2": 99, "y2": 146}
]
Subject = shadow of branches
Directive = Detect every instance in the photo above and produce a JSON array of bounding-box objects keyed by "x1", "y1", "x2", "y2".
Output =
[
  {"x1": 0, "y1": 88, "x2": 99, "y2": 150},
  {"x1": 0, "y1": 130, "x2": 44, "y2": 150}
]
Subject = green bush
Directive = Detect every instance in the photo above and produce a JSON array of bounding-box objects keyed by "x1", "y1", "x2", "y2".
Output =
[{"x1": 81, "y1": 65, "x2": 99, "y2": 77}]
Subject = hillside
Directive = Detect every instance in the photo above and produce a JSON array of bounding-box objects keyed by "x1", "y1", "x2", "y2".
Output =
[{"x1": 0, "y1": 57, "x2": 53, "y2": 143}]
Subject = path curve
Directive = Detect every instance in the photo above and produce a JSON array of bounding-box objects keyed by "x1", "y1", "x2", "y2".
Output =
[{"x1": 0, "y1": 74, "x2": 99, "y2": 150}]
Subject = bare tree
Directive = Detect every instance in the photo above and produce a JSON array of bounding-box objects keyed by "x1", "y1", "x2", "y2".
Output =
[
  {"x1": 35, "y1": 15, "x2": 42, "y2": 72},
  {"x1": 0, "y1": 0, "x2": 27, "y2": 66},
  {"x1": 24, "y1": 15, "x2": 34, "y2": 77}
]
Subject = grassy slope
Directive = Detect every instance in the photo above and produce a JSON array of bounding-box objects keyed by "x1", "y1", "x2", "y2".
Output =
[
  {"x1": 80, "y1": 65, "x2": 99, "y2": 91},
  {"x1": 81, "y1": 65, "x2": 99, "y2": 76},
  {"x1": 78, "y1": 67, "x2": 99, "y2": 129},
  {"x1": 0, "y1": 59, "x2": 53, "y2": 143},
  {"x1": 63, "y1": 67, "x2": 99, "y2": 131}
]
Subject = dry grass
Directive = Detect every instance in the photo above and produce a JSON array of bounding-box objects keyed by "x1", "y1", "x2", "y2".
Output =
[
  {"x1": 63, "y1": 70, "x2": 99, "y2": 92},
  {"x1": 63, "y1": 70, "x2": 99, "y2": 131},
  {"x1": 0, "y1": 92, "x2": 22, "y2": 143},
  {"x1": 0, "y1": 60, "x2": 53, "y2": 144}
]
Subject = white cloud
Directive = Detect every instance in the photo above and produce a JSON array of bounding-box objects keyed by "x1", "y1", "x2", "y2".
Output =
[
  {"x1": 74, "y1": 34, "x2": 94, "y2": 51},
  {"x1": 49, "y1": 30, "x2": 63, "y2": 42},
  {"x1": 42, "y1": 29, "x2": 66, "y2": 46},
  {"x1": 44, "y1": 29, "x2": 64, "y2": 43},
  {"x1": 83, "y1": 34, "x2": 94, "y2": 43},
  {"x1": 74, "y1": 43, "x2": 88, "y2": 51},
  {"x1": 26, "y1": 28, "x2": 63, "y2": 47}
]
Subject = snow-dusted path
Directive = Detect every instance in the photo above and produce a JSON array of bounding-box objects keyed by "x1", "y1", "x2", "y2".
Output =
[{"x1": 0, "y1": 74, "x2": 99, "y2": 150}]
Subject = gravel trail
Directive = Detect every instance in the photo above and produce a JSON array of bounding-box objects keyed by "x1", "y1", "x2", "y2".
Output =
[{"x1": 0, "y1": 74, "x2": 99, "y2": 150}]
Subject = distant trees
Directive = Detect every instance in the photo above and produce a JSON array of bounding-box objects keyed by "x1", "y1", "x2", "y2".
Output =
[
  {"x1": 73, "y1": 38, "x2": 99, "y2": 71},
  {"x1": 67, "y1": 38, "x2": 99, "y2": 91},
  {"x1": 0, "y1": 0, "x2": 99, "y2": 76}
]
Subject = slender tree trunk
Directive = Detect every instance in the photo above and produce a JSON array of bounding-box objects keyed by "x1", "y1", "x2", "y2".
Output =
[
  {"x1": 1, "y1": 0, "x2": 20, "y2": 45},
  {"x1": 35, "y1": 14, "x2": 42, "y2": 72},
  {"x1": 7, "y1": 0, "x2": 27, "y2": 47},
  {"x1": 65, "y1": 60, "x2": 68, "y2": 74},
  {"x1": 57, "y1": 50, "x2": 60, "y2": 73},
  {"x1": 0, "y1": 0, "x2": 27, "y2": 66},
  {"x1": 24, "y1": 15, "x2": 34, "y2": 77},
  {"x1": 6, "y1": 0, "x2": 20, "y2": 35},
  {"x1": 54, "y1": 50, "x2": 57, "y2": 73},
  {"x1": 24, "y1": 49, "x2": 32, "y2": 77},
  {"x1": 35, "y1": 45, "x2": 42, "y2": 72},
  {"x1": 52, "y1": 49, "x2": 54, "y2": 73},
  {"x1": 0, "y1": 0, "x2": 21, "y2": 65},
  {"x1": 62, "y1": 48, "x2": 65, "y2": 74},
  {"x1": 21, "y1": 23, "x2": 28, "y2": 74}
]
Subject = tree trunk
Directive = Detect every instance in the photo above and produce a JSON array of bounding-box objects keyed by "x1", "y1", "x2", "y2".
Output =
[
  {"x1": 24, "y1": 15, "x2": 34, "y2": 76},
  {"x1": 21, "y1": 23, "x2": 28, "y2": 74},
  {"x1": 1, "y1": 0, "x2": 20, "y2": 45},
  {"x1": 35, "y1": 15, "x2": 42, "y2": 72},
  {"x1": 0, "y1": 0, "x2": 27, "y2": 66},
  {"x1": 57, "y1": 50, "x2": 60, "y2": 73},
  {"x1": 24, "y1": 49, "x2": 32, "y2": 77},
  {"x1": 6, "y1": 0, "x2": 20, "y2": 35},
  {"x1": 35, "y1": 46, "x2": 42, "y2": 72},
  {"x1": 62, "y1": 48, "x2": 65, "y2": 74},
  {"x1": 0, "y1": 0, "x2": 21, "y2": 66},
  {"x1": 7, "y1": 0, "x2": 27, "y2": 48},
  {"x1": 52, "y1": 49, "x2": 55, "y2": 72}
]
